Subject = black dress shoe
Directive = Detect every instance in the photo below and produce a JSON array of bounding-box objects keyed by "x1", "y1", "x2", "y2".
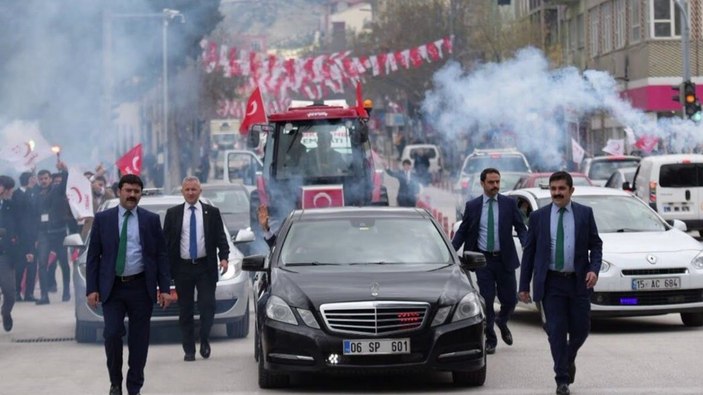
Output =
[
  {"x1": 35, "y1": 297, "x2": 50, "y2": 305},
  {"x1": 496, "y1": 322, "x2": 513, "y2": 345},
  {"x1": 556, "y1": 383, "x2": 570, "y2": 395},
  {"x1": 109, "y1": 384, "x2": 122, "y2": 395},
  {"x1": 24, "y1": 295, "x2": 36, "y2": 302},
  {"x1": 184, "y1": 353, "x2": 196, "y2": 361},
  {"x1": 568, "y1": 362, "x2": 576, "y2": 384},
  {"x1": 485, "y1": 343, "x2": 496, "y2": 354},
  {"x1": 200, "y1": 340, "x2": 211, "y2": 359},
  {"x1": 2, "y1": 314, "x2": 12, "y2": 332}
]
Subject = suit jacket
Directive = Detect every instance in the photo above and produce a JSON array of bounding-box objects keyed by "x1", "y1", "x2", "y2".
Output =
[
  {"x1": 86, "y1": 206, "x2": 170, "y2": 303},
  {"x1": 452, "y1": 194, "x2": 527, "y2": 270},
  {"x1": 163, "y1": 201, "x2": 229, "y2": 282},
  {"x1": 11, "y1": 188, "x2": 36, "y2": 256},
  {"x1": 519, "y1": 201, "x2": 603, "y2": 302},
  {"x1": 385, "y1": 169, "x2": 420, "y2": 201}
]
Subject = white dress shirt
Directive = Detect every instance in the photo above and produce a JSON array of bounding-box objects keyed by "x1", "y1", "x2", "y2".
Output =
[{"x1": 180, "y1": 200, "x2": 206, "y2": 260}]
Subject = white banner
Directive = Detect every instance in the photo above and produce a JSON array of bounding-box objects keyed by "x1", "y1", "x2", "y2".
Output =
[
  {"x1": 0, "y1": 121, "x2": 54, "y2": 170},
  {"x1": 66, "y1": 168, "x2": 93, "y2": 219},
  {"x1": 571, "y1": 138, "x2": 586, "y2": 164},
  {"x1": 602, "y1": 138, "x2": 625, "y2": 156}
]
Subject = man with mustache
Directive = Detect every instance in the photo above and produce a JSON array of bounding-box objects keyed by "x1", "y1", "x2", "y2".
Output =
[
  {"x1": 452, "y1": 168, "x2": 527, "y2": 354},
  {"x1": 519, "y1": 171, "x2": 602, "y2": 395}
]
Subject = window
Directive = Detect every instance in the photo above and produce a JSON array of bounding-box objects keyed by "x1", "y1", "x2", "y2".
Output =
[
  {"x1": 577, "y1": 14, "x2": 585, "y2": 49},
  {"x1": 615, "y1": 0, "x2": 626, "y2": 48},
  {"x1": 651, "y1": 0, "x2": 681, "y2": 38},
  {"x1": 659, "y1": 164, "x2": 703, "y2": 187},
  {"x1": 631, "y1": 0, "x2": 641, "y2": 42},
  {"x1": 589, "y1": 8, "x2": 600, "y2": 57},
  {"x1": 602, "y1": 2, "x2": 613, "y2": 52}
]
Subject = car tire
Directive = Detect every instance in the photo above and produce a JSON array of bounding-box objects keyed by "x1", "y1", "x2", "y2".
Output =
[
  {"x1": 257, "y1": 336, "x2": 290, "y2": 388},
  {"x1": 75, "y1": 321, "x2": 97, "y2": 343},
  {"x1": 226, "y1": 301, "x2": 250, "y2": 338},
  {"x1": 681, "y1": 312, "x2": 703, "y2": 327},
  {"x1": 452, "y1": 357, "x2": 486, "y2": 387}
]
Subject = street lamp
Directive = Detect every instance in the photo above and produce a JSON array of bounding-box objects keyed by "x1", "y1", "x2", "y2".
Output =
[{"x1": 162, "y1": 8, "x2": 185, "y2": 193}]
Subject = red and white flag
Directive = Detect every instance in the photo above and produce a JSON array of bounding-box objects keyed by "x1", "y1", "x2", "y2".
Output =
[
  {"x1": 116, "y1": 144, "x2": 142, "y2": 175},
  {"x1": 239, "y1": 86, "x2": 267, "y2": 134},
  {"x1": 571, "y1": 138, "x2": 586, "y2": 164},
  {"x1": 634, "y1": 135, "x2": 659, "y2": 153},
  {"x1": 66, "y1": 168, "x2": 93, "y2": 219},
  {"x1": 602, "y1": 139, "x2": 625, "y2": 156}
]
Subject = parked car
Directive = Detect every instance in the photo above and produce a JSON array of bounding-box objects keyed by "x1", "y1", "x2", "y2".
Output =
[
  {"x1": 632, "y1": 154, "x2": 703, "y2": 237},
  {"x1": 245, "y1": 207, "x2": 488, "y2": 388},
  {"x1": 400, "y1": 144, "x2": 443, "y2": 183},
  {"x1": 604, "y1": 167, "x2": 637, "y2": 190},
  {"x1": 66, "y1": 195, "x2": 253, "y2": 343},
  {"x1": 513, "y1": 172, "x2": 592, "y2": 189},
  {"x1": 454, "y1": 148, "x2": 531, "y2": 192},
  {"x1": 580, "y1": 155, "x2": 640, "y2": 186},
  {"x1": 505, "y1": 186, "x2": 703, "y2": 326}
]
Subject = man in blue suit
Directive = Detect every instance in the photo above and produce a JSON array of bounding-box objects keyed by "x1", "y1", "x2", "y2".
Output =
[
  {"x1": 519, "y1": 171, "x2": 602, "y2": 395},
  {"x1": 86, "y1": 174, "x2": 172, "y2": 395},
  {"x1": 452, "y1": 168, "x2": 527, "y2": 354}
]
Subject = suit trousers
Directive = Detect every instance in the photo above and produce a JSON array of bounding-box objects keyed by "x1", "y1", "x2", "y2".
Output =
[
  {"x1": 0, "y1": 255, "x2": 16, "y2": 317},
  {"x1": 175, "y1": 259, "x2": 217, "y2": 354},
  {"x1": 102, "y1": 276, "x2": 152, "y2": 395},
  {"x1": 37, "y1": 232, "x2": 69, "y2": 297},
  {"x1": 475, "y1": 254, "x2": 517, "y2": 347},
  {"x1": 542, "y1": 273, "x2": 591, "y2": 385}
]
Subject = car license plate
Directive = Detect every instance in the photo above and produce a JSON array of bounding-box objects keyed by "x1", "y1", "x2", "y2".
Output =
[
  {"x1": 343, "y1": 338, "x2": 410, "y2": 355},
  {"x1": 631, "y1": 277, "x2": 681, "y2": 290}
]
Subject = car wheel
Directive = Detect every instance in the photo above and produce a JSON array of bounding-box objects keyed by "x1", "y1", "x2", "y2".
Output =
[
  {"x1": 681, "y1": 312, "x2": 703, "y2": 327},
  {"x1": 226, "y1": 301, "x2": 250, "y2": 338},
  {"x1": 75, "y1": 321, "x2": 97, "y2": 343},
  {"x1": 452, "y1": 355, "x2": 486, "y2": 387},
  {"x1": 257, "y1": 336, "x2": 290, "y2": 389}
]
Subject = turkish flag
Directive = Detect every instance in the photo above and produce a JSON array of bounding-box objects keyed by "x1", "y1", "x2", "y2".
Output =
[
  {"x1": 239, "y1": 86, "x2": 267, "y2": 134},
  {"x1": 300, "y1": 185, "x2": 344, "y2": 209},
  {"x1": 635, "y1": 135, "x2": 659, "y2": 153},
  {"x1": 116, "y1": 144, "x2": 142, "y2": 176}
]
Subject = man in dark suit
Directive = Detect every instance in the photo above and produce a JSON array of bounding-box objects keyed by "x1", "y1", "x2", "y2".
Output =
[
  {"x1": 12, "y1": 172, "x2": 38, "y2": 302},
  {"x1": 519, "y1": 171, "x2": 602, "y2": 395},
  {"x1": 163, "y1": 176, "x2": 229, "y2": 362},
  {"x1": 452, "y1": 168, "x2": 527, "y2": 354},
  {"x1": 385, "y1": 159, "x2": 420, "y2": 207},
  {"x1": 86, "y1": 174, "x2": 172, "y2": 395},
  {"x1": 0, "y1": 175, "x2": 19, "y2": 331}
]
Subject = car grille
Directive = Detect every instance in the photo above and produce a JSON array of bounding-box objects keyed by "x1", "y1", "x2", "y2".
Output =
[
  {"x1": 592, "y1": 290, "x2": 703, "y2": 306},
  {"x1": 621, "y1": 268, "x2": 687, "y2": 276},
  {"x1": 94, "y1": 299, "x2": 237, "y2": 317},
  {"x1": 319, "y1": 301, "x2": 429, "y2": 336}
]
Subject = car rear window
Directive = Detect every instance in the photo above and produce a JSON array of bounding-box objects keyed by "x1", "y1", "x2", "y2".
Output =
[
  {"x1": 410, "y1": 148, "x2": 437, "y2": 159},
  {"x1": 463, "y1": 155, "x2": 529, "y2": 174},
  {"x1": 659, "y1": 163, "x2": 703, "y2": 187},
  {"x1": 588, "y1": 159, "x2": 640, "y2": 180}
]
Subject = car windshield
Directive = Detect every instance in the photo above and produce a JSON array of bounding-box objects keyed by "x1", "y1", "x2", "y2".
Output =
[
  {"x1": 200, "y1": 188, "x2": 249, "y2": 213},
  {"x1": 588, "y1": 159, "x2": 640, "y2": 180},
  {"x1": 535, "y1": 196, "x2": 667, "y2": 233},
  {"x1": 280, "y1": 218, "x2": 452, "y2": 265},
  {"x1": 463, "y1": 155, "x2": 529, "y2": 174}
]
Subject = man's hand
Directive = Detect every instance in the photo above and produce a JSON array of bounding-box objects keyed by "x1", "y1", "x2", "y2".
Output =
[
  {"x1": 585, "y1": 271, "x2": 598, "y2": 289},
  {"x1": 518, "y1": 291, "x2": 532, "y2": 304},
  {"x1": 158, "y1": 292, "x2": 172, "y2": 309},
  {"x1": 95, "y1": 164, "x2": 106, "y2": 176},
  {"x1": 56, "y1": 160, "x2": 67, "y2": 171},
  {"x1": 87, "y1": 292, "x2": 100, "y2": 309},
  {"x1": 219, "y1": 259, "x2": 228, "y2": 275},
  {"x1": 257, "y1": 205, "x2": 270, "y2": 232},
  {"x1": 25, "y1": 253, "x2": 34, "y2": 262}
]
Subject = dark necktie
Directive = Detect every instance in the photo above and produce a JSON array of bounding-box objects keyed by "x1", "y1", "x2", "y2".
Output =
[
  {"x1": 487, "y1": 198, "x2": 495, "y2": 252},
  {"x1": 189, "y1": 206, "x2": 197, "y2": 260},
  {"x1": 116, "y1": 210, "x2": 131, "y2": 275},
  {"x1": 556, "y1": 207, "x2": 565, "y2": 270}
]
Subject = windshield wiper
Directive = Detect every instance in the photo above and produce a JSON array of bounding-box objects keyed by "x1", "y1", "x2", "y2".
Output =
[
  {"x1": 349, "y1": 261, "x2": 401, "y2": 265},
  {"x1": 285, "y1": 261, "x2": 339, "y2": 266}
]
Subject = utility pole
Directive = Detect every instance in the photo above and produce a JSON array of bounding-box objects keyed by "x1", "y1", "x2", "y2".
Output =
[{"x1": 676, "y1": 0, "x2": 691, "y2": 82}]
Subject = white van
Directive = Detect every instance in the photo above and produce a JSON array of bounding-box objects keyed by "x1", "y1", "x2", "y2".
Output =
[{"x1": 632, "y1": 154, "x2": 703, "y2": 235}]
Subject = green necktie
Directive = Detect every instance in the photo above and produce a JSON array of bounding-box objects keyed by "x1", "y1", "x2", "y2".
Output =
[
  {"x1": 555, "y1": 207, "x2": 565, "y2": 271},
  {"x1": 487, "y1": 198, "x2": 495, "y2": 252},
  {"x1": 116, "y1": 210, "x2": 131, "y2": 276}
]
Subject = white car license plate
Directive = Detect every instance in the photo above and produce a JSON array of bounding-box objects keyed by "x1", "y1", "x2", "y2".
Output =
[
  {"x1": 631, "y1": 277, "x2": 681, "y2": 290},
  {"x1": 343, "y1": 338, "x2": 410, "y2": 355}
]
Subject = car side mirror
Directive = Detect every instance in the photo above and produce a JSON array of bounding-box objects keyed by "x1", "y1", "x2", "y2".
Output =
[
  {"x1": 622, "y1": 181, "x2": 632, "y2": 191},
  {"x1": 242, "y1": 255, "x2": 267, "y2": 271},
  {"x1": 232, "y1": 227, "x2": 255, "y2": 244},
  {"x1": 668, "y1": 219, "x2": 688, "y2": 232},
  {"x1": 63, "y1": 233, "x2": 85, "y2": 248},
  {"x1": 459, "y1": 251, "x2": 486, "y2": 271}
]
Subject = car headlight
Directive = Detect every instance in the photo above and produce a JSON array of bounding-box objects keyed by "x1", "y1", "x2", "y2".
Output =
[
  {"x1": 600, "y1": 260, "x2": 611, "y2": 273},
  {"x1": 431, "y1": 306, "x2": 452, "y2": 327},
  {"x1": 266, "y1": 296, "x2": 298, "y2": 325},
  {"x1": 296, "y1": 308, "x2": 320, "y2": 329},
  {"x1": 691, "y1": 253, "x2": 703, "y2": 270},
  {"x1": 452, "y1": 292, "x2": 483, "y2": 322}
]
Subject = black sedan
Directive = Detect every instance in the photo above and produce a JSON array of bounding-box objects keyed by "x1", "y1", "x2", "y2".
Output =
[{"x1": 244, "y1": 207, "x2": 487, "y2": 388}]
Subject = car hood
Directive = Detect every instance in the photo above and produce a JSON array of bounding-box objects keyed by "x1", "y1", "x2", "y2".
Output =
[
  {"x1": 272, "y1": 264, "x2": 472, "y2": 308},
  {"x1": 221, "y1": 212, "x2": 250, "y2": 233},
  {"x1": 600, "y1": 230, "x2": 702, "y2": 254}
]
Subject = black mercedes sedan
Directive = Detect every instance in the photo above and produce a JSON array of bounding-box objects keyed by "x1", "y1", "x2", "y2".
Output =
[{"x1": 243, "y1": 207, "x2": 487, "y2": 388}]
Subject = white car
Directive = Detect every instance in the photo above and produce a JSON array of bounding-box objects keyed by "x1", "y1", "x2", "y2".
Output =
[
  {"x1": 66, "y1": 195, "x2": 253, "y2": 342},
  {"x1": 506, "y1": 186, "x2": 703, "y2": 327}
]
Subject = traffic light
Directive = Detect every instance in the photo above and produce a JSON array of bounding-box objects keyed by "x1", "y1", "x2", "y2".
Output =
[{"x1": 683, "y1": 81, "x2": 702, "y2": 122}]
